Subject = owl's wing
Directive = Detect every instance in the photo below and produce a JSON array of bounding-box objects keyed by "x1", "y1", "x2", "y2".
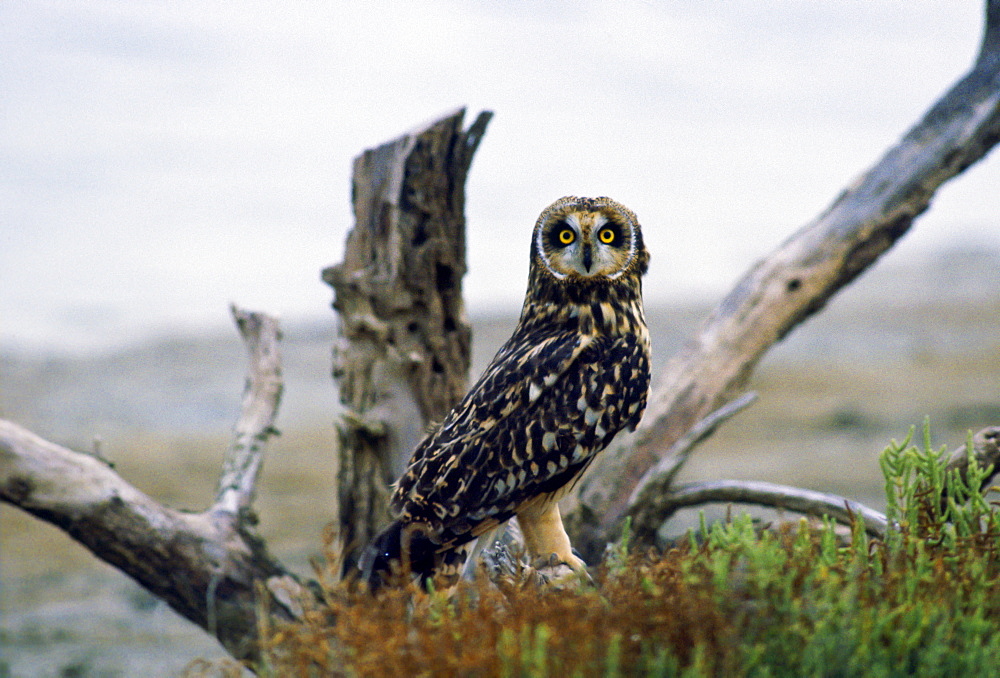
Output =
[
  {"x1": 392, "y1": 325, "x2": 647, "y2": 547},
  {"x1": 393, "y1": 326, "x2": 587, "y2": 503}
]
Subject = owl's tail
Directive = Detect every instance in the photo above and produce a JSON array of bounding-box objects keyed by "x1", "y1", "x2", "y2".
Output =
[{"x1": 358, "y1": 520, "x2": 439, "y2": 592}]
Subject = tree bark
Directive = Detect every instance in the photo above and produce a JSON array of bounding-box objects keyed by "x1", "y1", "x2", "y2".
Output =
[
  {"x1": 322, "y1": 108, "x2": 492, "y2": 567},
  {"x1": 565, "y1": 0, "x2": 1000, "y2": 562}
]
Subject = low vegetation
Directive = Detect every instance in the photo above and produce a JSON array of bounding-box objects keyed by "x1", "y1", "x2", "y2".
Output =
[{"x1": 197, "y1": 425, "x2": 1000, "y2": 676}]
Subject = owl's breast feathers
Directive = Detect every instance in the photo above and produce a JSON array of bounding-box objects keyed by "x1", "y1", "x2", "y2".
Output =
[{"x1": 392, "y1": 281, "x2": 650, "y2": 552}]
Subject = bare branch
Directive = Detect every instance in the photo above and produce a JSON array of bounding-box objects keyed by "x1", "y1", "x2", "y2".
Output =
[
  {"x1": 631, "y1": 426, "x2": 1000, "y2": 544},
  {"x1": 656, "y1": 479, "x2": 889, "y2": 540},
  {"x1": 566, "y1": 1, "x2": 1000, "y2": 560},
  {"x1": 214, "y1": 305, "x2": 284, "y2": 515},
  {"x1": 624, "y1": 428, "x2": 1000, "y2": 548},
  {"x1": 625, "y1": 393, "x2": 757, "y2": 543},
  {"x1": 628, "y1": 393, "x2": 759, "y2": 507}
]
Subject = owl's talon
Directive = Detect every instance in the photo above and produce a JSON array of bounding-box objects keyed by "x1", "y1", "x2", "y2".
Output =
[
  {"x1": 530, "y1": 553, "x2": 560, "y2": 570},
  {"x1": 533, "y1": 561, "x2": 589, "y2": 589},
  {"x1": 522, "y1": 552, "x2": 592, "y2": 589}
]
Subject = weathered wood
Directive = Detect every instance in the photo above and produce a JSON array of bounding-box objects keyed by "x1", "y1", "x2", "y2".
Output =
[
  {"x1": 323, "y1": 108, "x2": 492, "y2": 566},
  {"x1": 566, "y1": 0, "x2": 1000, "y2": 561},
  {"x1": 0, "y1": 307, "x2": 311, "y2": 665},
  {"x1": 625, "y1": 393, "x2": 758, "y2": 543},
  {"x1": 214, "y1": 305, "x2": 283, "y2": 515},
  {"x1": 642, "y1": 479, "x2": 889, "y2": 540},
  {"x1": 945, "y1": 425, "x2": 1000, "y2": 494},
  {"x1": 624, "y1": 425, "x2": 1000, "y2": 545}
]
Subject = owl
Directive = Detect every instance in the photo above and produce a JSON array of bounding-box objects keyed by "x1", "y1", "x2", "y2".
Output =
[{"x1": 360, "y1": 196, "x2": 651, "y2": 591}]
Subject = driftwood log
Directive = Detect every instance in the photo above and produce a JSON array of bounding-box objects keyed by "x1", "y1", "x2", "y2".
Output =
[{"x1": 2, "y1": 2, "x2": 1000, "y2": 668}]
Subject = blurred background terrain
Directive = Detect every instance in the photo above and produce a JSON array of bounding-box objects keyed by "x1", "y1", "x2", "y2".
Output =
[{"x1": 3, "y1": 246, "x2": 999, "y2": 676}]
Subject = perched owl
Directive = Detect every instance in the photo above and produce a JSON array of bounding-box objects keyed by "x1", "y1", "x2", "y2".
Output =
[{"x1": 360, "y1": 196, "x2": 651, "y2": 590}]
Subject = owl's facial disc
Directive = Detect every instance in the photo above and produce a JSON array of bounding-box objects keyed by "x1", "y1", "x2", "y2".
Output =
[{"x1": 540, "y1": 209, "x2": 633, "y2": 280}]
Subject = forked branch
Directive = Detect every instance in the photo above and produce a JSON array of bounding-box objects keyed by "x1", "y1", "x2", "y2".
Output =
[{"x1": 0, "y1": 306, "x2": 312, "y2": 664}]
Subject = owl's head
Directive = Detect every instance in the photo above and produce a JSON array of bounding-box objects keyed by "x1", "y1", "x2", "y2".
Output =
[{"x1": 531, "y1": 196, "x2": 649, "y2": 282}]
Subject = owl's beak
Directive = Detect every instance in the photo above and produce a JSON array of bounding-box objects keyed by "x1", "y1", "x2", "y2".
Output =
[{"x1": 581, "y1": 246, "x2": 593, "y2": 273}]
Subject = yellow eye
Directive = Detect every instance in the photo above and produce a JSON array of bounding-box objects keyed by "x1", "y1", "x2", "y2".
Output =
[
  {"x1": 558, "y1": 229, "x2": 575, "y2": 245},
  {"x1": 598, "y1": 228, "x2": 615, "y2": 244}
]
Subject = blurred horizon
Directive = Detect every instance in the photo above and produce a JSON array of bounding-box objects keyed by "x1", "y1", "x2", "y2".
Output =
[
  {"x1": 3, "y1": 2, "x2": 1000, "y2": 356},
  {"x1": 0, "y1": 238, "x2": 997, "y2": 357},
  {"x1": 4, "y1": 244, "x2": 999, "y2": 441}
]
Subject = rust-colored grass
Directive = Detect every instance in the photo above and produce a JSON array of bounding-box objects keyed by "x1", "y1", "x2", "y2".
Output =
[
  {"x1": 264, "y1": 545, "x2": 734, "y2": 677},
  {"x1": 253, "y1": 428, "x2": 1000, "y2": 677}
]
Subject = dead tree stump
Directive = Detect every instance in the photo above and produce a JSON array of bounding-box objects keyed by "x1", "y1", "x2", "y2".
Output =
[{"x1": 323, "y1": 108, "x2": 492, "y2": 567}]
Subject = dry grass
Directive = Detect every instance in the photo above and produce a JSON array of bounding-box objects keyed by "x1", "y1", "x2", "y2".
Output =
[
  {"x1": 258, "y1": 510, "x2": 1000, "y2": 677},
  {"x1": 262, "y1": 546, "x2": 733, "y2": 677}
]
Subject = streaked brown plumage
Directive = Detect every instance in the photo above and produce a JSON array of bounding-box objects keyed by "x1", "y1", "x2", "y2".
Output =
[{"x1": 361, "y1": 196, "x2": 651, "y2": 589}]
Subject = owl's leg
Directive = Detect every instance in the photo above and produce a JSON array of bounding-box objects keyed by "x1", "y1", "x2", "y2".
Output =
[{"x1": 516, "y1": 501, "x2": 586, "y2": 571}]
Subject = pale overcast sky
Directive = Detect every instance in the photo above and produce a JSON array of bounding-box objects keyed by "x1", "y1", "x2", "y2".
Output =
[{"x1": 2, "y1": 1, "x2": 998, "y2": 353}]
